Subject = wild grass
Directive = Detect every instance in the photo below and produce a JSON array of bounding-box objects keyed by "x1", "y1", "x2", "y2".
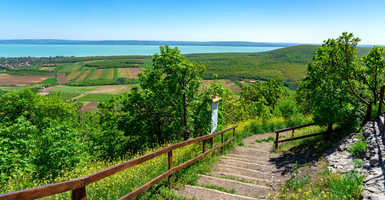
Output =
[
  {"x1": 348, "y1": 141, "x2": 367, "y2": 158},
  {"x1": 274, "y1": 161, "x2": 365, "y2": 200}
]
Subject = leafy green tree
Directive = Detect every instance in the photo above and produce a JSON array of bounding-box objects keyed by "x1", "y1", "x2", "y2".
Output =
[
  {"x1": 139, "y1": 45, "x2": 205, "y2": 140},
  {"x1": 298, "y1": 32, "x2": 385, "y2": 126},
  {"x1": 240, "y1": 79, "x2": 285, "y2": 116}
]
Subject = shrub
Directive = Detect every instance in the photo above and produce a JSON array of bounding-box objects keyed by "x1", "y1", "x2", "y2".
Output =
[
  {"x1": 348, "y1": 141, "x2": 367, "y2": 157},
  {"x1": 32, "y1": 121, "x2": 89, "y2": 178},
  {"x1": 0, "y1": 117, "x2": 37, "y2": 184}
]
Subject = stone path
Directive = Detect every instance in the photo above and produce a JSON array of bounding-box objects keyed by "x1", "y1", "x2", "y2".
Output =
[{"x1": 176, "y1": 133, "x2": 289, "y2": 200}]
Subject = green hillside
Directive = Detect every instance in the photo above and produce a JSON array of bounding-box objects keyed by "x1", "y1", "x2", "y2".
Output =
[{"x1": 187, "y1": 45, "x2": 370, "y2": 83}]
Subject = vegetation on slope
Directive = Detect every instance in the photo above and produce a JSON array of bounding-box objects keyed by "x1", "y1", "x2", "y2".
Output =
[{"x1": 186, "y1": 45, "x2": 370, "y2": 84}]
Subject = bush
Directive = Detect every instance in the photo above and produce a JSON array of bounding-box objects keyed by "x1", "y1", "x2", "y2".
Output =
[
  {"x1": 0, "y1": 117, "x2": 37, "y2": 184},
  {"x1": 32, "y1": 122, "x2": 89, "y2": 178},
  {"x1": 348, "y1": 141, "x2": 367, "y2": 157}
]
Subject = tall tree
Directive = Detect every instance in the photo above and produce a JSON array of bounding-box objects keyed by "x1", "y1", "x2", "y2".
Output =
[{"x1": 298, "y1": 32, "x2": 385, "y2": 126}]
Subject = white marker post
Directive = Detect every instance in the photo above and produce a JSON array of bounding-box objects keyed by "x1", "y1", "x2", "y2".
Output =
[{"x1": 211, "y1": 96, "x2": 221, "y2": 134}]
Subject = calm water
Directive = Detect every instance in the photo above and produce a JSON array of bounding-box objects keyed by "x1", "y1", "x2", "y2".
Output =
[{"x1": 0, "y1": 44, "x2": 281, "y2": 57}]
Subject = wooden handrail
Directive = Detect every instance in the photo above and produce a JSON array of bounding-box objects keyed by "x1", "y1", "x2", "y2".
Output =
[
  {"x1": 0, "y1": 126, "x2": 237, "y2": 200},
  {"x1": 275, "y1": 123, "x2": 316, "y2": 133},
  {"x1": 274, "y1": 123, "x2": 323, "y2": 149}
]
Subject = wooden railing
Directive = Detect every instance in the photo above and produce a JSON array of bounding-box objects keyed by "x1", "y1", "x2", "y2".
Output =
[
  {"x1": 274, "y1": 123, "x2": 331, "y2": 149},
  {"x1": 0, "y1": 126, "x2": 237, "y2": 200}
]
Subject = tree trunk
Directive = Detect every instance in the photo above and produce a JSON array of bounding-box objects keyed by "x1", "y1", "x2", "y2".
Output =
[{"x1": 364, "y1": 102, "x2": 373, "y2": 122}]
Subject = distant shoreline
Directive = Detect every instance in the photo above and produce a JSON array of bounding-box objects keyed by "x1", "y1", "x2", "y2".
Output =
[{"x1": 0, "y1": 39, "x2": 297, "y2": 47}]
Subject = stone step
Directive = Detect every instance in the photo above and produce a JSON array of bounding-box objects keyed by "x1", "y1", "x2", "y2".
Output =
[
  {"x1": 225, "y1": 154, "x2": 273, "y2": 164},
  {"x1": 197, "y1": 174, "x2": 271, "y2": 199},
  {"x1": 212, "y1": 165, "x2": 275, "y2": 180},
  {"x1": 176, "y1": 185, "x2": 258, "y2": 200},
  {"x1": 223, "y1": 156, "x2": 270, "y2": 166},
  {"x1": 232, "y1": 146, "x2": 272, "y2": 156},
  {"x1": 219, "y1": 158, "x2": 273, "y2": 172},
  {"x1": 208, "y1": 171, "x2": 273, "y2": 186}
]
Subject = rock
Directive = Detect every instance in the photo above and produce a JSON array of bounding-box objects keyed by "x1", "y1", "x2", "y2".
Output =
[
  {"x1": 363, "y1": 131, "x2": 371, "y2": 138},
  {"x1": 370, "y1": 158, "x2": 379, "y2": 167},
  {"x1": 325, "y1": 118, "x2": 385, "y2": 199}
]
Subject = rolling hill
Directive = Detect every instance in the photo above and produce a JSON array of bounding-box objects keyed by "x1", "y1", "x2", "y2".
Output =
[{"x1": 187, "y1": 45, "x2": 371, "y2": 83}]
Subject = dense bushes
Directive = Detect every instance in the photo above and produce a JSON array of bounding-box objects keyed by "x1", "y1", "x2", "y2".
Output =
[{"x1": 0, "y1": 90, "x2": 87, "y2": 184}]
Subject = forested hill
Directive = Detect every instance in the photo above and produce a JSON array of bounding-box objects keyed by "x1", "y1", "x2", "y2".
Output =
[{"x1": 187, "y1": 45, "x2": 371, "y2": 83}]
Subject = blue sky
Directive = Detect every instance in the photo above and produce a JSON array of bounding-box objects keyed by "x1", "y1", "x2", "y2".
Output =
[{"x1": 1, "y1": 0, "x2": 385, "y2": 44}]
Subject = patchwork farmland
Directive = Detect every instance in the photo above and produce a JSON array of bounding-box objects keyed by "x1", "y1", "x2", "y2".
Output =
[{"x1": 55, "y1": 58, "x2": 147, "y2": 85}]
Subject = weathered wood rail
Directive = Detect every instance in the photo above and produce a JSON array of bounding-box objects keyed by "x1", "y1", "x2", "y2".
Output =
[
  {"x1": 274, "y1": 123, "x2": 331, "y2": 149},
  {"x1": 0, "y1": 126, "x2": 237, "y2": 200}
]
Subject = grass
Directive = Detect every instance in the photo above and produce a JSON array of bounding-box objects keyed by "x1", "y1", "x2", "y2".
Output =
[
  {"x1": 348, "y1": 141, "x2": 367, "y2": 158},
  {"x1": 274, "y1": 125, "x2": 326, "y2": 152},
  {"x1": 274, "y1": 160, "x2": 365, "y2": 200},
  {"x1": 199, "y1": 184, "x2": 235, "y2": 194},
  {"x1": 256, "y1": 136, "x2": 275, "y2": 143},
  {"x1": 48, "y1": 86, "x2": 96, "y2": 100}
]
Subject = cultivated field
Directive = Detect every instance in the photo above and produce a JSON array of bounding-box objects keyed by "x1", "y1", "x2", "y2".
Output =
[{"x1": 0, "y1": 74, "x2": 53, "y2": 85}]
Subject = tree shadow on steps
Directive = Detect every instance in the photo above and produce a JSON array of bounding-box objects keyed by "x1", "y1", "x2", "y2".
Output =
[{"x1": 268, "y1": 126, "x2": 356, "y2": 176}]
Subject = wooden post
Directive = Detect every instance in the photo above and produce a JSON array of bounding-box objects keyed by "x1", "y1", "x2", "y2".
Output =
[
  {"x1": 168, "y1": 150, "x2": 173, "y2": 187},
  {"x1": 378, "y1": 86, "x2": 385, "y2": 116},
  {"x1": 326, "y1": 124, "x2": 333, "y2": 140},
  {"x1": 72, "y1": 187, "x2": 87, "y2": 200},
  {"x1": 233, "y1": 128, "x2": 236, "y2": 138},
  {"x1": 274, "y1": 132, "x2": 279, "y2": 149},
  {"x1": 291, "y1": 129, "x2": 294, "y2": 137},
  {"x1": 202, "y1": 140, "x2": 206, "y2": 153},
  {"x1": 210, "y1": 137, "x2": 214, "y2": 149},
  {"x1": 221, "y1": 133, "x2": 224, "y2": 153}
]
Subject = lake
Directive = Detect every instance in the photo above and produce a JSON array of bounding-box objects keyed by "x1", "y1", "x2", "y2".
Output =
[{"x1": 0, "y1": 44, "x2": 281, "y2": 57}]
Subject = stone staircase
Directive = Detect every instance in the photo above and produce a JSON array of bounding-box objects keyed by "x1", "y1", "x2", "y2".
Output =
[{"x1": 176, "y1": 133, "x2": 288, "y2": 200}]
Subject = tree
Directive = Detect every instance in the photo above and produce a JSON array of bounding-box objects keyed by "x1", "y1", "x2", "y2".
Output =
[
  {"x1": 298, "y1": 32, "x2": 385, "y2": 127},
  {"x1": 139, "y1": 45, "x2": 205, "y2": 140}
]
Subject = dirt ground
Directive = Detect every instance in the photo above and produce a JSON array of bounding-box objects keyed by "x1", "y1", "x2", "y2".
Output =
[
  {"x1": 86, "y1": 85, "x2": 132, "y2": 94},
  {"x1": 56, "y1": 73, "x2": 67, "y2": 84},
  {"x1": 128, "y1": 68, "x2": 143, "y2": 78},
  {"x1": 79, "y1": 102, "x2": 98, "y2": 112},
  {"x1": 0, "y1": 74, "x2": 53, "y2": 85}
]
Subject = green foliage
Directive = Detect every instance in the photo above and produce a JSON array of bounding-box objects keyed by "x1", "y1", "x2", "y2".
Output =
[
  {"x1": 32, "y1": 122, "x2": 88, "y2": 178},
  {"x1": 0, "y1": 89, "x2": 86, "y2": 183},
  {"x1": 188, "y1": 45, "x2": 370, "y2": 83},
  {"x1": 277, "y1": 168, "x2": 364, "y2": 200},
  {"x1": 353, "y1": 158, "x2": 363, "y2": 168},
  {"x1": 40, "y1": 77, "x2": 57, "y2": 85},
  {"x1": 241, "y1": 79, "x2": 286, "y2": 109},
  {"x1": 298, "y1": 32, "x2": 385, "y2": 126},
  {"x1": 0, "y1": 117, "x2": 37, "y2": 184},
  {"x1": 348, "y1": 141, "x2": 367, "y2": 157}
]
